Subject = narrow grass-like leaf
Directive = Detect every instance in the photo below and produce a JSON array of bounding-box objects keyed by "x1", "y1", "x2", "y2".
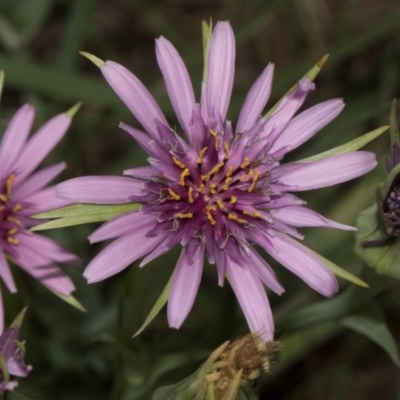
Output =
[
  {"x1": 0, "y1": 69, "x2": 4, "y2": 101},
  {"x1": 340, "y1": 301, "x2": 400, "y2": 367},
  {"x1": 10, "y1": 307, "x2": 28, "y2": 328},
  {"x1": 49, "y1": 289, "x2": 86, "y2": 312},
  {"x1": 390, "y1": 99, "x2": 399, "y2": 146},
  {"x1": 299, "y1": 126, "x2": 389, "y2": 163},
  {"x1": 202, "y1": 19, "x2": 212, "y2": 83}
]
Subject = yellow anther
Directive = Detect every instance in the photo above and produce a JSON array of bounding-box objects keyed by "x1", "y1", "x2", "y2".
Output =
[
  {"x1": 240, "y1": 158, "x2": 250, "y2": 169},
  {"x1": 180, "y1": 168, "x2": 190, "y2": 186},
  {"x1": 172, "y1": 157, "x2": 186, "y2": 169},
  {"x1": 177, "y1": 213, "x2": 193, "y2": 219},
  {"x1": 242, "y1": 210, "x2": 262, "y2": 218},
  {"x1": 198, "y1": 184, "x2": 206, "y2": 193},
  {"x1": 8, "y1": 228, "x2": 18, "y2": 235},
  {"x1": 207, "y1": 211, "x2": 216, "y2": 225},
  {"x1": 209, "y1": 129, "x2": 219, "y2": 150},
  {"x1": 222, "y1": 177, "x2": 232, "y2": 191},
  {"x1": 7, "y1": 216, "x2": 22, "y2": 226},
  {"x1": 248, "y1": 169, "x2": 260, "y2": 192},
  {"x1": 197, "y1": 147, "x2": 208, "y2": 164},
  {"x1": 216, "y1": 199, "x2": 225, "y2": 210},
  {"x1": 228, "y1": 213, "x2": 247, "y2": 224},
  {"x1": 206, "y1": 205, "x2": 217, "y2": 212},
  {"x1": 239, "y1": 169, "x2": 254, "y2": 182},
  {"x1": 168, "y1": 188, "x2": 181, "y2": 201},
  {"x1": 226, "y1": 165, "x2": 235, "y2": 178},
  {"x1": 7, "y1": 237, "x2": 19, "y2": 245},
  {"x1": 6, "y1": 174, "x2": 15, "y2": 198},
  {"x1": 12, "y1": 204, "x2": 22, "y2": 213},
  {"x1": 210, "y1": 183, "x2": 218, "y2": 194},
  {"x1": 0, "y1": 194, "x2": 7, "y2": 203},
  {"x1": 229, "y1": 196, "x2": 237, "y2": 204},
  {"x1": 188, "y1": 187, "x2": 194, "y2": 203},
  {"x1": 0, "y1": 205, "x2": 4, "y2": 212},
  {"x1": 208, "y1": 162, "x2": 225, "y2": 177},
  {"x1": 223, "y1": 142, "x2": 230, "y2": 159}
]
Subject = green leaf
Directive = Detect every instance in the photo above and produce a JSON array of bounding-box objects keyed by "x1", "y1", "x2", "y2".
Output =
[
  {"x1": 315, "y1": 253, "x2": 369, "y2": 287},
  {"x1": 49, "y1": 290, "x2": 86, "y2": 312},
  {"x1": 5, "y1": 391, "x2": 33, "y2": 400},
  {"x1": 299, "y1": 125, "x2": 389, "y2": 163},
  {"x1": 31, "y1": 203, "x2": 140, "y2": 231},
  {"x1": 0, "y1": 69, "x2": 4, "y2": 101},
  {"x1": 390, "y1": 99, "x2": 399, "y2": 146},
  {"x1": 10, "y1": 307, "x2": 28, "y2": 328},
  {"x1": 263, "y1": 54, "x2": 329, "y2": 118},
  {"x1": 340, "y1": 301, "x2": 400, "y2": 367},
  {"x1": 132, "y1": 269, "x2": 174, "y2": 338},
  {"x1": 202, "y1": 19, "x2": 212, "y2": 83}
]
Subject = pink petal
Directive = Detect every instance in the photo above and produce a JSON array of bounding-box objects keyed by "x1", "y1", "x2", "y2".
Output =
[
  {"x1": 0, "y1": 251, "x2": 17, "y2": 293},
  {"x1": 20, "y1": 186, "x2": 71, "y2": 214},
  {"x1": 56, "y1": 176, "x2": 143, "y2": 204},
  {"x1": 273, "y1": 151, "x2": 377, "y2": 191},
  {"x1": 167, "y1": 243, "x2": 204, "y2": 329},
  {"x1": 155, "y1": 37, "x2": 196, "y2": 142}
]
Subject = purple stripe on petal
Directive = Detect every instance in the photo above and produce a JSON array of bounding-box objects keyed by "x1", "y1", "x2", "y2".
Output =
[
  {"x1": 156, "y1": 37, "x2": 196, "y2": 142},
  {"x1": 14, "y1": 113, "x2": 71, "y2": 184},
  {"x1": 101, "y1": 61, "x2": 169, "y2": 139},
  {"x1": 256, "y1": 232, "x2": 338, "y2": 297},
  {"x1": 0, "y1": 251, "x2": 17, "y2": 293},
  {"x1": 271, "y1": 99, "x2": 345, "y2": 156},
  {"x1": 0, "y1": 104, "x2": 35, "y2": 178},
  {"x1": 273, "y1": 205, "x2": 355, "y2": 230},
  {"x1": 203, "y1": 22, "x2": 236, "y2": 121},
  {"x1": 226, "y1": 257, "x2": 274, "y2": 342},
  {"x1": 56, "y1": 176, "x2": 143, "y2": 204},
  {"x1": 84, "y1": 230, "x2": 167, "y2": 283},
  {"x1": 13, "y1": 162, "x2": 66, "y2": 199},
  {"x1": 273, "y1": 151, "x2": 377, "y2": 191},
  {"x1": 236, "y1": 64, "x2": 274, "y2": 133},
  {"x1": 167, "y1": 243, "x2": 204, "y2": 329}
]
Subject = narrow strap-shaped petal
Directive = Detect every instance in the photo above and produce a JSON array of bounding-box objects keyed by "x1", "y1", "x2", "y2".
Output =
[
  {"x1": 257, "y1": 232, "x2": 338, "y2": 297},
  {"x1": 272, "y1": 205, "x2": 355, "y2": 230},
  {"x1": 271, "y1": 99, "x2": 345, "y2": 156},
  {"x1": 7, "y1": 357, "x2": 32, "y2": 377},
  {"x1": 236, "y1": 64, "x2": 274, "y2": 133},
  {"x1": 56, "y1": 176, "x2": 144, "y2": 204},
  {"x1": 202, "y1": 22, "x2": 235, "y2": 121},
  {"x1": 273, "y1": 151, "x2": 377, "y2": 191},
  {"x1": 101, "y1": 61, "x2": 169, "y2": 140},
  {"x1": 167, "y1": 243, "x2": 204, "y2": 329},
  {"x1": 13, "y1": 162, "x2": 66, "y2": 200},
  {"x1": 0, "y1": 287, "x2": 3, "y2": 336},
  {"x1": 0, "y1": 104, "x2": 35, "y2": 178},
  {"x1": 84, "y1": 229, "x2": 167, "y2": 283},
  {"x1": 226, "y1": 257, "x2": 274, "y2": 342},
  {"x1": 14, "y1": 113, "x2": 71, "y2": 185},
  {"x1": 123, "y1": 166, "x2": 154, "y2": 180},
  {"x1": 0, "y1": 251, "x2": 16, "y2": 293},
  {"x1": 156, "y1": 37, "x2": 196, "y2": 142}
]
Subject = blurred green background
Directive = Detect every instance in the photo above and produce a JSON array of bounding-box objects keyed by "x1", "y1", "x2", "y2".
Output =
[{"x1": 1, "y1": 0, "x2": 400, "y2": 399}]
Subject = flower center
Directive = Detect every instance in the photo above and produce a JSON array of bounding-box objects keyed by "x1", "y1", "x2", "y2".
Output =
[{"x1": 0, "y1": 174, "x2": 22, "y2": 246}]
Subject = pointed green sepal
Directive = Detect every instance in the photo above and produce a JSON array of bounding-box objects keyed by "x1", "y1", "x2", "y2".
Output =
[
  {"x1": 31, "y1": 203, "x2": 140, "y2": 231},
  {"x1": 0, "y1": 69, "x2": 4, "y2": 102},
  {"x1": 79, "y1": 51, "x2": 105, "y2": 68},
  {"x1": 299, "y1": 125, "x2": 389, "y2": 163},
  {"x1": 315, "y1": 253, "x2": 369, "y2": 287},
  {"x1": 264, "y1": 54, "x2": 329, "y2": 118},
  {"x1": 50, "y1": 290, "x2": 86, "y2": 312},
  {"x1": 390, "y1": 99, "x2": 399, "y2": 147},
  {"x1": 10, "y1": 307, "x2": 28, "y2": 328},
  {"x1": 202, "y1": 19, "x2": 213, "y2": 83},
  {"x1": 65, "y1": 101, "x2": 82, "y2": 118}
]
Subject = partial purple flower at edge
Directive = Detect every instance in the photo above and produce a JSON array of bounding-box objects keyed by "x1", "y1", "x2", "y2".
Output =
[
  {"x1": 0, "y1": 104, "x2": 80, "y2": 332},
  {"x1": 57, "y1": 22, "x2": 377, "y2": 342}
]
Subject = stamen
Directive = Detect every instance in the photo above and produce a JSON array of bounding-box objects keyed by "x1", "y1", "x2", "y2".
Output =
[
  {"x1": 228, "y1": 213, "x2": 247, "y2": 224},
  {"x1": 180, "y1": 168, "x2": 190, "y2": 186},
  {"x1": 0, "y1": 194, "x2": 7, "y2": 203},
  {"x1": 0, "y1": 205, "x2": 4, "y2": 212},
  {"x1": 209, "y1": 129, "x2": 219, "y2": 150},
  {"x1": 226, "y1": 165, "x2": 235, "y2": 177},
  {"x1": 210, "y1": 183, "x2": 218, "y2": 194},
  {"x1": 222, "y1": 177, "x2": 232, "y2": 191},
  {"x1": 206, "y1": 205, "x2": 217, "y2": 212},
  {"x1": 188, "y1": 187, "x2": 194, "y2": 203},
  {"x1": 229, "y1": 196, "x2": 237, "y2": 204},
  {"x1": 207, "y1": 211, "x2": 216, "y2": 225},
  {"x1": 177, "y1": 213, "x2": 193, "y2": 219},
  {"x1": 206, "y1": 162, "x2": 225, "y2": 179},
  {"x1": 197, "y1": 147, "x2": 208, "y2": 164},
  {"x1": 239, "y1": 169, "x2": 254, "y2": 182},
  {"x1": 6, "y1": 174, "x2": 15, "y2": 198},
  {"x1": 248, "y1": 169, "x2": 260, "y2": 192},
  {"x1": 7, "y1": 216, "x2": 22, "y2": 226},
  {"x1": 172, "y1": 157, "x2": 186, "y2": 169},
  {"x1": 8, "y1": 228, "x2": 18, "y2": 235},
  {"x1": 240, "y1": 158, "x2": 250, "y2": 169},
  {"x1": 198, "y1": 184, "x2": 206, "y2": 193},
  {"x1": 12, "y1": 204, "x2": 22, "y2": 213},
  {"x1": 216, "y1": 199, "x2": 225, "y2": 211},
  {"x1": 242, "y1": 210, "x2": 262, "y2": 218},
  {"x1": 223, "y1": 142, "x2": 230, "y2": 159},
  {"x1": 7, "y1": 237, "x2": 19, "y2": 245},
  {"x1": 168, "y1": 188, "x2": 181, "y2": 201}
]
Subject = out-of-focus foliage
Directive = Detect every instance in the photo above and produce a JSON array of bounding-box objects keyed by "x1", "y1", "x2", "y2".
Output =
[{"x1": 0, "y1": 0, "x2": 400, "y2": 399}]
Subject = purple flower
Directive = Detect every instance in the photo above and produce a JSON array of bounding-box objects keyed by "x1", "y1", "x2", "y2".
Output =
[
  {"x1": 57, "y1": 22, "x2": 376, "y2": 341},
  {"x1": 0, "y1": 326, "x2": 32, "y2": 394},
  {"x1": 0, "y1": 104, "x2": 80, "y2": 331}
]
